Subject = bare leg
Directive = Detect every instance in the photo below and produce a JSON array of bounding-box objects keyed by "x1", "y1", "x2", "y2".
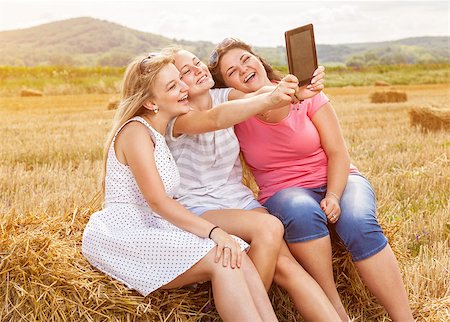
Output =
[
  {"x1": 355, "y1": 244, "x2": 413, "y2": 321},
  {"x1": 161, "y1": 250, "x2": 268, "y2": 322},
  {"x1": 288, "y1": 236, "x2": 349, "y2": 321},
  {"x1": 202, "y1": 209, "x2": 283, "y2": 290},
  {"x1": 241, "y1": 254, "x2": 279, "y2": 321},
  {"x1": 202, "y1": 208, "x2": 341, "y2": 321},
  {"x1": 274, "y1": 242, "x2": 341, "y2": 321}
]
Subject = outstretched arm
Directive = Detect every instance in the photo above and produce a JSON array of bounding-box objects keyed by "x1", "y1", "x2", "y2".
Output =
[
  {"x1": 173, "y1": 75, "x2": 298, "y2": 136},
  {"x1": 228, "y1": 66, "x2": 326, "y2": 101}
]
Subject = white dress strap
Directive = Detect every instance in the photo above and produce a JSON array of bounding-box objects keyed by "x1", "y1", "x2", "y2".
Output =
[{"x1": 113, "y1": 116, "x2": 158, "y2": 144}]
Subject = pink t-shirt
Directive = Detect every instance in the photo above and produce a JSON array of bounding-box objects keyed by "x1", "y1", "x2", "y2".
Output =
[{"x1": 235, "y1": 92, "x2": 359, "y2": 204}]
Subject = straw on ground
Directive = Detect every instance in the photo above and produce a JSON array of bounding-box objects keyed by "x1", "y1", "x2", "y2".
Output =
[{"x1": 1, "y1": 84, "x2": 449, "y2": 321}]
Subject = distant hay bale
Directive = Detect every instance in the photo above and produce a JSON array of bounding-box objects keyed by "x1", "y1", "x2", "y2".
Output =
[
  {"x1": 107, "y1": 98, "x2": 119, "y2": 110},
  {"x1": 370, "y1": 91, "x2": 407, "y2": 103},
  {"x1": 20, "y1": 88, "x2": 43, "y2": 97},
  {"x1": 374, "y1": 80, "x2": 390, "y2": 86},
  {"x1": 409, "y1": 107, "x2": 450, "y2": 132}
]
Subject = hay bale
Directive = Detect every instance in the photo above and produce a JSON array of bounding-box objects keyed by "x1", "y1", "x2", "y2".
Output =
[
  {"x1": 0, "y1": 163, "x2": 426, "y2": 321},
  {"x1": 370, "y1": 91, "x2": 407, "y2": 103},
  {"x1": 409, "y1": 107, "x2": 450, "y2": 132},
  {"x1": 374, "y1": 80, "x2": 390, "y2": 86},
  {"x1": 107, "y1": 99, "x2": 120, "y2": 110},
  {"x1": 240, "y1": 154, "x2": 259, "y2": 197},
  {"x1": 20, "y1": 88, "x2": 43, "y2": 97}
]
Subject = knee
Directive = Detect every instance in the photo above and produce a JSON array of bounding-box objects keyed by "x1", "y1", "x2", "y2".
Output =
[
  {"x1": 251, "y1": 213, "x2": 284, "y2": 246},
  {"x1": 239, "y1": 252, "x2": 254, "y2": 274},
  {"x1": 266, "y1": 189, "x2": 325, "y2": 227}
]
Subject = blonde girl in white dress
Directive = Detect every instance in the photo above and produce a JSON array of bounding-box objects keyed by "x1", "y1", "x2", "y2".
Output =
[{"x1": 82, "y1": 53, "x2": 279, "y2": 322}]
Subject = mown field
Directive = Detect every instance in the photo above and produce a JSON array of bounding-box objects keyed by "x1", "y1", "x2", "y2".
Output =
[{"x1": 0, "y1": 75, "x2": 449, "y2": 320}]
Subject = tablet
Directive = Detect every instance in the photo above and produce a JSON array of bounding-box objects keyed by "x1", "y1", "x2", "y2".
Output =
[{"x1": 285, "y1": 24, "x2": 318, "y2": 87}]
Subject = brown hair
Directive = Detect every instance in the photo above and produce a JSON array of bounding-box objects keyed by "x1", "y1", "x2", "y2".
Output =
[
  {"x1": 101, "y1": 54, "x2": 174, "y2": 194},
  {"x1": 208, "y1": 38, "x2": 282, "y2": 88}
]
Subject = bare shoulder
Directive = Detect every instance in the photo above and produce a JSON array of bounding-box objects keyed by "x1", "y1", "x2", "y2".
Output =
[
  {"x1": 114, "y1": 120, "x2": 154, "y2": 165},
  {"x1": 116, "y1": 120, "x2": 151, "y2": 145}
]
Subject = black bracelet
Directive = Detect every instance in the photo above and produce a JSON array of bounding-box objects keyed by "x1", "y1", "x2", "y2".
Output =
[{"x1": 208, "y1": 226, "x2": 220, "y2": 239}]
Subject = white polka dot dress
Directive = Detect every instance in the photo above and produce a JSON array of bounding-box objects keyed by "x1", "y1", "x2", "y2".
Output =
[{"x1": 82, "y1": 116, "x2": 249, "y2": 296}]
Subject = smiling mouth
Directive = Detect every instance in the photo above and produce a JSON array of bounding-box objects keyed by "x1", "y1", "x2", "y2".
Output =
[
  {"x1": 178, "y1": 94, "x2": 188, "y2": 102},
  {"x1": 197, "y1": 75, "x2": 207, "y2": 84},
  {"x1": 244, "y1": 72, "x2": 255, "y2": 83}
]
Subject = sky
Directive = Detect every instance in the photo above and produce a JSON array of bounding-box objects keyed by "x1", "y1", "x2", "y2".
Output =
[{"x1": 0, "y1": 0, "x2": 448, "y2": 47}]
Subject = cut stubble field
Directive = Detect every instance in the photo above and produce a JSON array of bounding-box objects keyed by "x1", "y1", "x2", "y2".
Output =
[{"x1": 0, "y1": 84, "x2": 449, "y2": 321}]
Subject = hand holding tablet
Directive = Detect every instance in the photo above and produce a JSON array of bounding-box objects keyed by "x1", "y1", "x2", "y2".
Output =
[{"x1": 285, "y1": 24, "x2": 318, "y2": 87}]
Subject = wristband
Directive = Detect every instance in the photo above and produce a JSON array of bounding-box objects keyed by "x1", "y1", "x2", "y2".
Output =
[
  {"x1": 208, "y1": 226, "x2": 220, "y2": 239},
  {"x1": 326, "y1": 191, "x2": 341, "y2": 202}
]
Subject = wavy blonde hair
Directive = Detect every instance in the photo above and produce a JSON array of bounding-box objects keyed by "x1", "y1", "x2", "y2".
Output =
[{"x1": 101, "y1": 54, "x2": 174, "y2": 195}]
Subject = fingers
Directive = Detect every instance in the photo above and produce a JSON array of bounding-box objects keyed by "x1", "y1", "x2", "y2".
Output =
[
  {"x1": 222, "y1": 245, "x2": 230, "y2": 267},
  {"x1": 321, "y1": 197, "x2": 341, "y2": 223},
  {"x1": 281, "y1": 74, "x2": 299, "y2": 84},
  {"x1": 313, "y1": 66, "x2": 325, "y2": 77},
  {"x1": 327, "y1": 211, "x2": 340, "y2": 223},
  {"x1": 270, "y1": 84, "x2": 296, "y2": 105},
  {"x1": 307, "y1": 79, "x2": 324, "y2": 91},
  {"x1": 236, "y1": 244, "x2": 242, "y2": 268},
  {"x1": 291, "y1": 93, "x2": 300, "y2": 104},
  {"x1": 220, "y1": 241, "x2": 241, "y2": 268},
  {"x1": 215, "y1": 243, "x2": 223, "y2": 263}
]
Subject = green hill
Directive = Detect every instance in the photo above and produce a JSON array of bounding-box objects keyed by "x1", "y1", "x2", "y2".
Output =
[{"x1": 0, "y1": 17, "x2": 448, "y2": 67}]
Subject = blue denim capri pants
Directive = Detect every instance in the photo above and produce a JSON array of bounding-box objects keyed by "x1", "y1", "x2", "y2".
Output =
[{"x1": 264, "y1": 174, "x2": 388, "y2": 261}]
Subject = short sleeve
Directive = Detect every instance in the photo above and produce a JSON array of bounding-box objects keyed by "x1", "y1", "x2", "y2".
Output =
[
  {"x1": 210, "y1": 88, "x2": 232, "y2": 107},
  {"x1": 306, "y1": 92, "x2": 330, "y2": 119},
  {"x1": 165, "y1": 117, "x2": 187, "y2": 142}
]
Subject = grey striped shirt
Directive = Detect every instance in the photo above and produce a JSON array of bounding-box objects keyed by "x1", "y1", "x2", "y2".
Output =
[{"x1": 165, "y1": 88, "x2": 256, "y2": 211}]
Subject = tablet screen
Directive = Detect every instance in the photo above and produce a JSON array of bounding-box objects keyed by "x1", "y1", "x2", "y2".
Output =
[{"x1": 285, "y1": 24, "x2": 318, "y2": 86}]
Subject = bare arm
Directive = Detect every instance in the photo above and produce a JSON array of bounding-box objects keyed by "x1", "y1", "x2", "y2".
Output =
[
  {"x1": 230, "y1": 66, "x2": 326, "y2": 101},
  {"x1": 228, "y1": 85, "x2": 275, "y2": 100},
  {"x1": 311, "y1": 102, "x2": 350, "y2": 221},
  {"x1": 173, "y1": 76, "x2": 298, "y2": 136}
]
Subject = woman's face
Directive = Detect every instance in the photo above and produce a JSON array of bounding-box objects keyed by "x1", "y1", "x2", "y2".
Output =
[
  {"x1": 173, "y1": 50, "x2": 214, "y2": 97},
  {"x1": 150, "y1": 63, "x2": 190, "y2": 117},
  {"x1": 219, "y1": 48, "x2": 269, "y2": 93}
]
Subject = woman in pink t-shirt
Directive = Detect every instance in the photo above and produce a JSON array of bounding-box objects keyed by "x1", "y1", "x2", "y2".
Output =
[{"x1": 209, "y1": 38, "x2": 413, "y2": 321}]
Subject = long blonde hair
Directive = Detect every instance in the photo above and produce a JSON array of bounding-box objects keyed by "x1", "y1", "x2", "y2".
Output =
[{"x1": 101, "y1": 54, "x2": 174, "y2": 194}]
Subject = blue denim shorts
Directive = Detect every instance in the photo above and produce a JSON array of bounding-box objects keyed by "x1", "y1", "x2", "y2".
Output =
[
  {"x1": 263, "y1": 174, "x2": 388, "y2": 261},
  {"x1": 189, "y1": 199, "x2": 263, "y2": 216}
]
